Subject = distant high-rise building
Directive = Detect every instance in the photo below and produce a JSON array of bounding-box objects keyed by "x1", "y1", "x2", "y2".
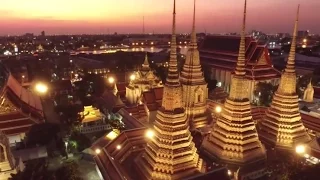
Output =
[
  {"x1": 298, "y1": 30, "x2": 309, "y2": 38},
  {"x1": 41, "y1": 31, "x2": 45, "y2": 37}
]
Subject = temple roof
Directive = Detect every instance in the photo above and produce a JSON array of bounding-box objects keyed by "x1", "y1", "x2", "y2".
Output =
[
  {"x1": 142, "y1": 87, "x2": 163, "y2": 111},
  {"x1": 6, "y1": 75, "x2": 43, "y2": 112},
  {"x1": 199, "y1": 35, "x2": 281, "y2": 80}
]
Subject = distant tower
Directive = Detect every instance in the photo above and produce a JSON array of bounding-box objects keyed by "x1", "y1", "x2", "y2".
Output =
[
  {"x1": 0, "y1": 131, "x2": 24, "y2": 180},
  {"x1": 259, "y1": 5, "x2": 311, "y2": 149},
  {"x1": 303, "y1": 79, "x2": 314, "y2": 102},
  {"x1": 180, "y1": 0, "x2": 208, "y2": 130},
  {"x1": 41, "y1": 31, "x2": 45, "y2": 37},
  {"x1": 14, "y1": 45, "x2": 18, "y2": 55},
  {"x1": 201, "y1": 0, "x2": 266, "y2": 178},
  {"x1": 135, "y1": 1, "x2": 204, "y2": 179}
]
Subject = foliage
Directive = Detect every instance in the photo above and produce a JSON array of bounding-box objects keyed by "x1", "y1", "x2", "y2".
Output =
[
  {"x1": 10, "y1": 159, "x2": 83, "y2": 180},
  {"x1": 10, "y1": 159, "x2": 55, "y2": 180},
  {"x1": 154, "y1": 66, "x2": 167, "y2": 83},
  {"x1": 69, "y1": 132, "x2": 91, "y2": 152},
  {"x1": 55, "y1": 161, "x2": 83, "y2": 180},
  {"x1": 26, "y1": 123, "x2": 60, "y2": 147},
  {"x1": 253, "y1": 82, "x2": 277, "y2": 106}
]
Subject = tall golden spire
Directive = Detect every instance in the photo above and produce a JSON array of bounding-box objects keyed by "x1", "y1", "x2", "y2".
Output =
[
  {"x1": 135, "y1": 2, "x2": 204, "y2": 179},
  {"x1": 202, "y1": 0, "x2": 266, "y2": 176},
  {"x1": 285, "y1": 4, "x2": 299, "y2": 73},
  {"x1": 180, "y1": 0, "x2": 208, "y2": 130},
  {"x1": 166, "y1": 0, "x2": 180, "y2": 86},
  {"x1": 189, "y1": 0, "x2": 197, "y2": 49},
  {"x1": 234, "y1": 0, "x2": 247, "y2": 76},
  {"x1": 259, "y1": 4, "x2": 311, "y2": 149}
]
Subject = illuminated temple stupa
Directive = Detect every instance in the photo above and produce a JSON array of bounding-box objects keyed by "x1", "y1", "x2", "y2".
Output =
[
  {"x1": 180, "y1": 0, "x2": 208, "y2": 130},
  {"x1": 303, "y1": 80, "x2": 314, "y2": 103},
  {"x1": 259, "y1": 5, "x2": 311, "y2": 149},
  {"x1": 134, "y1": 0, "x2": 204, "y2": 179},
  {"x1": 201, "y1": 0, "x2": 267, "y2": 178}
]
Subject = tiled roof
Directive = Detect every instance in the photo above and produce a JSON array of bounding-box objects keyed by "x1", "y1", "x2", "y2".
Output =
[
  {"x1": 0, "y1": 111, "x2": 38, "y2": 136},
  {"x1": 199, "y1": 35, "x2": 281, "y2": 80},
  {"x1": 6, "y1": 75, "x2": 43, "y2": 112}
]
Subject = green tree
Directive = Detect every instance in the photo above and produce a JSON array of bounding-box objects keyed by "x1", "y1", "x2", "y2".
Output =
[
  {"x1": 10, "y1": 159, "x2": 55, "y2": 180},
  {"x1": 254, "y1": 82, "x2": 277, "y2": 106},
  {"x1": 55, "y1": 161, "x2": 83, "y2": 180}
]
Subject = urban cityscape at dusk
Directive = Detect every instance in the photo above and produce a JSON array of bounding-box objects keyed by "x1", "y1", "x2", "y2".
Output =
[
  {"x1": 0, "y1": 0, "x2": 319, "y2": 34},
  {"x1": 0, "y1": 0, "x2": 319, "y2": 180}
]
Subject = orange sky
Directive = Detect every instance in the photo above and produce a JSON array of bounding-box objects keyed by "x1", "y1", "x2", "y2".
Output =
[{"x1": 0, "y1": 0, "x2": 319, "y2": 35}]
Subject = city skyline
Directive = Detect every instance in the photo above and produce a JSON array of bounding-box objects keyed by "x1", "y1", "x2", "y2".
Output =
[{"x1": 0, "y1": 0, "x2": 319, "y2": 35}]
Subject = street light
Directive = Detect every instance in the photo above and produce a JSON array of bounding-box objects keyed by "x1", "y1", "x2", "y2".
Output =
[
  {"x1": 116, "y1": 145, "x2": 121, "y2": 150},
  {"x1": 130, "y1": 74, "x2": 136, "y2": 81},
  {"x1": 108, "y1": 77, "x2": 115, "y2": 84},
  {"x1": 215, "y1": 106, "x2": 222, "y2": 113},
  {"x1": 145, "y1": 129, "x2": 155, "y2": 139},
  {"x1": 95, "y1": 148, "x2": 101, "y2": 154},
  {"x1": 295, "y1": 145, "x2": 306, "y2": 155},
  {"x1": 35, "y1": 83, "x2": 48, "y2": 94},
  {"x1": 227, "y1": 170, "x2": 232, "y2": 176}
]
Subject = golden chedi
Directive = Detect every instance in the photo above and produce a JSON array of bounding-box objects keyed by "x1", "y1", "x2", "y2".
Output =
[
  {"x1": 259, "y1": 5, "x2": 311, "y2": 149},
  {"x1": 180, "y1": 0, "x2": 208, "y2": 130},
  {"x1": 135, "y1": 1, "x2": 204, "y2": 179},
  {"x1": 202, "y1": 0, "x2": 266, "y2": 167}
]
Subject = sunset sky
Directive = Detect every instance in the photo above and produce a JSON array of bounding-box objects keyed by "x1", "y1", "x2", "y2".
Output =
[{"x1": 0, "y1": 0, "x2": 319, "y2": 35}]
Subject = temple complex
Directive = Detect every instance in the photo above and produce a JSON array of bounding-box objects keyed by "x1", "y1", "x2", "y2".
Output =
[
  {"x1": 259, "y1": 5, "x2": 311, "y2": 149},
  {"x1": 303, "y1": 80, "x2": 314, "y2": 102},
  {"x1": 180, "y1": 1, "x2": 208, "y2": 130},
  {"x1": 0, "y1": 131, "x2": 24, "y2": 180},
  {"x1": 134, "y1": 1, "x2": 204, "y2": 179},
  {"x1": 199, "y1": 26, "x2": 280, "y2": 103},
  {"x1": 201, "y1": 1, "x2": 267, "y2": 179},
  {"x1": 126, "y1": 54, "x2": 163, "y2": 105}
]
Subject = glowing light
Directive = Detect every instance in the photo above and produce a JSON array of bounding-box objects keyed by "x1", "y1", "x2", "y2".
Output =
[
  {"x1": 150, "y1": 42, "x2": 154, "y2": 45},
  {"x1": 108, "y1": 77, "x2": 115, "y2": 84},
  {"x1": 145, "y1": 129, "x2": 154, "y2": 139},
  {"x1": 116, "y1": 145, "x2": 121, "y2": 150},
  {"x1": 95, "y1": 148, "x2": 101, "y2": 154},
  {"x1": 22, "y1": 75, "x2": 25, "y2": 78},
  {"x1": 130, "y1": 74, "x2": 136, "y2": 81},
  {"x1": 215, "y1": 106, "x2": 222, "y2": 113},
  {"x1": 302, "y1": 44, "x2": 307, "y2": 48},
  {"x1": 295, "y1": 145, "x2": 306, "y2": 154},
  {"x1": 106, "y1": 131, "x2": 119, "y2": 140},
  {"x1": 227, "y1": 170, "x2": 232, "y2": 176},
  {"x1": 129, "y1": 113, "x2": 132, "y2": 116},
  {"x1": 35, "y1": 83, "x2": 48, "y2": 94},
  {"x1": 303, "y1": 39, "x2": 307, "y2": 43}
]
